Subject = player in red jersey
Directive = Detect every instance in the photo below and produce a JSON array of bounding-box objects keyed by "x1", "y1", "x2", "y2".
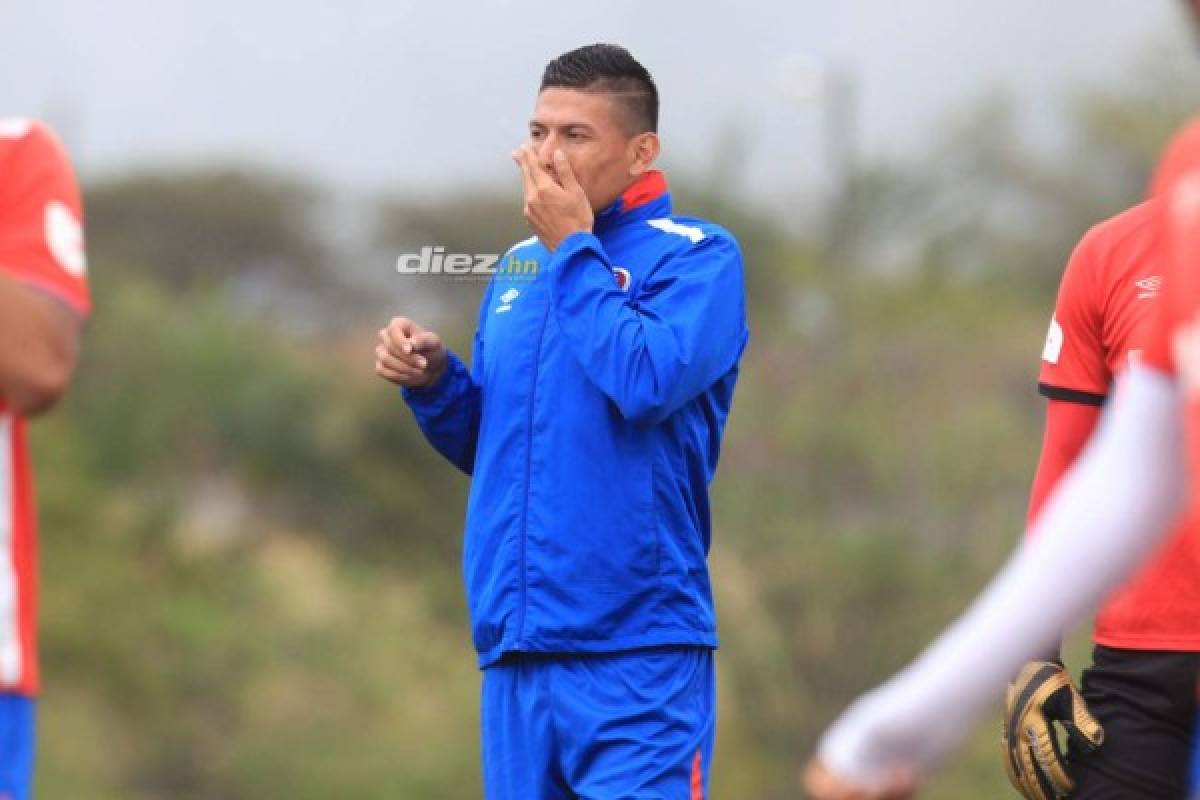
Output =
[
  {"x1": 0, "y1": 118, "x2": 90, "y2": 798},
  {"x1": 998, "y1": 201, "x2": 1200, "y2": 798},
  {"x1": 804, "y1": 4, "x2": 1200, "y2": 798}
]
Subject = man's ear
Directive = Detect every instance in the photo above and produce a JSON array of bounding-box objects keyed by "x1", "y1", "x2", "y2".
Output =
[{"x1": 627, "y1": 132, "x2": 661, "y2": 177}]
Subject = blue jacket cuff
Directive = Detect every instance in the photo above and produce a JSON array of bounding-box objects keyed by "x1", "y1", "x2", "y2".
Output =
[{"x1": 401, "y1": 350, "x2": 467, "y2": 409}]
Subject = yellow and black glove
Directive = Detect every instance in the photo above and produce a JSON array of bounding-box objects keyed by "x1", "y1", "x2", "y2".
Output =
[{"x1": 1001, "y1": 660, "x2": 1104, "y2": 799}]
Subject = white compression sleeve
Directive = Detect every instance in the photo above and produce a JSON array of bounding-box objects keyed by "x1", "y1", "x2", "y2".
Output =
[{"x1": 817, "y1": 364, "x2": 1186, "y2": 786}]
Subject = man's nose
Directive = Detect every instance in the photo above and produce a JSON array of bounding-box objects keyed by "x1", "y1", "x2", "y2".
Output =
[{"x1": 533, "y1": 134, "x2": 557, "y2": 170}]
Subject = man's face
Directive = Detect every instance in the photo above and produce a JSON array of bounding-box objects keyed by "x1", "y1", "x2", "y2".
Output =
[{"x1": 528, "y1": 88, "x2": 650, "y2": 212}]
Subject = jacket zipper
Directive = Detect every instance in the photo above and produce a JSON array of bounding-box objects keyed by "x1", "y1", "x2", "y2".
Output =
[{"x1": 515, "y1": 287, "x2": 553, "y2": 645}]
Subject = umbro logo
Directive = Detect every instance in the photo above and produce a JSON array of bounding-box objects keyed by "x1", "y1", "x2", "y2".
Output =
[
  {"x1": 496, "y1": 288, "x2": 520, "y2": 314},
  {"x1": 1135, "y1": 276, "x2": 1162, "y2": 300}
]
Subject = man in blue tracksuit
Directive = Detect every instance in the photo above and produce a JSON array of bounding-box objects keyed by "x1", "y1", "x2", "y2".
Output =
[{"x1": 375, "y1": 43, "x2": 748, "y2": 799}]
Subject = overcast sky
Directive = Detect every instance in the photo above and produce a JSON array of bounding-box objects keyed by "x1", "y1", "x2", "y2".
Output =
[{"x1": 0, "y1": 1, "x2": 1188, "y2": 195}]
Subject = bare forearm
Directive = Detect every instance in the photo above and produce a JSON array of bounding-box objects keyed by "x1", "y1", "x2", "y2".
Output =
[{"x1": 0, "y1": 272, "x2": 81, "y2": 415}]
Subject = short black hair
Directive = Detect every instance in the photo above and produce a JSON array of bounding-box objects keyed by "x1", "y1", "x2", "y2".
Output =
[{"x1": 540, "y1": 44, "x2": 658, "y2": 134}]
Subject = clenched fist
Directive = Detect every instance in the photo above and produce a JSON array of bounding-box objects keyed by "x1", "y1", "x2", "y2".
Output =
[{"x1": 375, "y1": 316, "x2": 448, "y2": 389}]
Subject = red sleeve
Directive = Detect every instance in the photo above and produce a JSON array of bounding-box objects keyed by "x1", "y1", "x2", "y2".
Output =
[
  {"x1": 0, "y1": 121, "x2": 90, "y2": 315},
  {"x1": 1025, "y1": 399, "x2": 1102, "y2": 528},
  {"x1": 1037, "y1": 227, "x2": 1109, "y2": 404}
]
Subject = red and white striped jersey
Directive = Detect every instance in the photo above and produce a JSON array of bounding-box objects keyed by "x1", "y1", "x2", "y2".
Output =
[{"x1": 0, "y1": 118, "x2": 89, "y2": 694}]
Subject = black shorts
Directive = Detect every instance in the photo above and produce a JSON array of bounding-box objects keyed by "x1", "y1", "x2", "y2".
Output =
[{"x1": 1066, "y1": 645, "x2": 1199, "y2": 799}]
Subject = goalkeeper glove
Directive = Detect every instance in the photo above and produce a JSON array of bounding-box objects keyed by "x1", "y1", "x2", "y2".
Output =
[{"x1": 1001, "y1": 660, "x2": 1104, "y2": 799}]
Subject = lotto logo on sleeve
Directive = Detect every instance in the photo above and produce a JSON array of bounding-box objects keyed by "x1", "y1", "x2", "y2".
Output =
[{"x1": 1042, "y1": 317, "x2": 1064, "y2": 365}]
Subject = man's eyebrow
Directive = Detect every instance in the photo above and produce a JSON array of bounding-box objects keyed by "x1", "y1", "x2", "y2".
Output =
[{"x1": 528, "y1": 120, "x2": 598, "y2": 132}]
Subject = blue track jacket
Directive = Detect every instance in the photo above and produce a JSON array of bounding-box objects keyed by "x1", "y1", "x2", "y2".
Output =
[{"x1": 403, "y1": 170, "x2": 748, "y2": 667}]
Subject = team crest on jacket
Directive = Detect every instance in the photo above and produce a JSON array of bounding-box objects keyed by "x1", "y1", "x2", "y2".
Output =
[{"x1": 613, "y1": 267, "x2": 631, "y2": 291}]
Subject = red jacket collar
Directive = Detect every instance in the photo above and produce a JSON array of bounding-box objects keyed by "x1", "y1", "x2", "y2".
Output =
[
  {"x1": 618, "y1": 170, "x2": 668, "y2": 213},
  {"x1": 593, "y1": 170, "x2": 671, "y2": 234}
]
